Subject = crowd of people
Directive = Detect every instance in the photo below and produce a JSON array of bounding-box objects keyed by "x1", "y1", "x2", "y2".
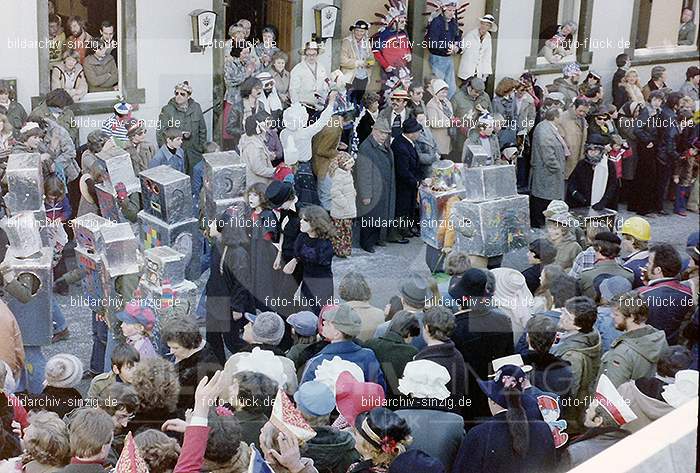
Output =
[{"x1": 0, "y1": 0, "x2": 699, "y2": 472}]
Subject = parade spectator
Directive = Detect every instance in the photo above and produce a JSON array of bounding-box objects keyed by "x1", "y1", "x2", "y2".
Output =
[
  {"x1": 544, "y1": 209, "x2": 582, "y2": 272},
  {"x1": 61, "y1": 407, "x2": 114, "y2": 471},
  {"x1": 341, "y1": 20, "x2": 373, "y2": 110},
  {"x1": 458, "y1": 14, "x2": 497, "y2": 82},
  {"x1": 641, "y1": 66, "x2": 668, "y2": 102},
  {"x1": 463, "y1": 114, "x2": 500, "y2": 166},
  {"x1": 65, "y1": 16, "x2": 92, "y2": 64},
  {"x1": 628, "y1": 90, "x2": 664, "y2": 215},
  {"x1": 256, "y1": 71, "x2": 284, "y2": 125},
  {"x1": 255, "y1": 26, "x2": 281, "y2": 69},
  {"x1": 133, "y1": 429, "x2": 181, "y2": 473},
  {"x1": 492, "y1": 77, "x2": 519, "y2": 146},
  {"x1": 289, "y1": 41, "x2": 329, "y2": 115},
  {"x1": 0, "y1": 114, "x2": 13, "y2": 158},
  {"x1": 379, "y1": 88, "x2": 412, "y2": 140},
  {"x1": 392, "y1": 117, "x2": 422, "y2": 237},
  {"x1": 269, "y1": 51, "x2": 291, "y2": 107},
  {"x1": 620, "y1": 68, "x2": 645, "y2": 104},
  {"x1": 426, "y1": 0, "x2": 462, "y2": 98},
  {"x1": 679, "y1": 65, "x2": 699, "y2": 101},
  {"x1": 425, "y1": 79, "x2": 453, "y2": 158},
  {"x1": 311, "y1": 112, "x2": 343, "y2": 211},
  {"x1": 123, "y1": 119, "x2": 155, "y2": 175},
  {"x1": 549, "y1": 62, "x2": 581, "y2": 108},
  {"x1": 240, "y1": 112, "x2": 276, "y2": 186},
  {"x1": 530, "y1": 263, "x2": 577, "y2": 315},
  {"x1": 619, "y1": 216, "x2": 651, "y2": 287},
  {"x1": 612, "y1": 53, "x2": 630, "y2": 108},
  {"x1": 87, "y1": 343, "x2": 140, "y2": 402},
  {"x1": 578, "y1": 232, "x2": 634, "y2": 300},
  {"x1": 523, "y1": 238, "x2": 557, "y2": 293},
  {"x1": 374, "y1": 274, "x2": 429, "y2": 349},
  {"x1": 678, "y1": 7, "x2": 697, "y2": 45},
  {"x1": 0, "y1": 81, "x2": 27, "y2": 138},
  {"x1": 338, "y1": 272, "x2": 384, "y2": 342},
  {"x1": 83, "y1": 39, "x2": 119, "y2": 93},
  {"x1": 672, "y1": 135, "x2": 698, "y2": 216},
  {"x1": 523, "y1": 315, "x2": 573, "y2": 396},
  {"x1": 223, "y1": 42, "x2": 253, "y2": 150},
  {"x1": 329, "y1": 151, "x2": 356, "y2": 257},
  {"x1": 3, "y1": 411, "x2": 70, "y2": 471},
  {"x1": 149, "y1": 127, "x2": 185, "y2": 173},
  {"x1": 224, "y1": 370, "x2": 278, "y2": 448},
  {"x1": 356, "y1": 92, "x2": 380, "y2": 146},
  {"x1": 51, "y1": 50, "x2": 87, "y2": 103}
]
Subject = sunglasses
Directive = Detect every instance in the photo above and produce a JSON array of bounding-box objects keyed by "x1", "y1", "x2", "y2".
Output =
[{"x1": 175, "y1": 91, "x2": 189, "y2": 97}]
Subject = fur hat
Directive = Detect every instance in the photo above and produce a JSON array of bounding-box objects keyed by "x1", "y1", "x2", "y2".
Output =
[{"x1": 45, "y1": 354, "x2": 83, "y2": 388}]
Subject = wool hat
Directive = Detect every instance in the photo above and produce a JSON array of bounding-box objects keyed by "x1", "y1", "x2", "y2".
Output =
[
  {"x1": 114, "y1": 101, "x2": 132, "y2": 115},
  {"x1": 490, "y1": 354, "x2": 533, "y2": 375},
  {"x1": 372, "y1": 117, "x2": 392, "y2": 133},
  {"x1": 469, "y1": 77, "x2": 486, "y2": 92},
  {"x1": 174, "y1": 81, "x2": 192, "y2": 95},
  {"x1": 294, "y1": 381, "x2": 336, "y2": 417},
  {"x1": 594, "y1": 231, "x2": 621, "y2": 246},
  {"x1": 245, "y1": 311, "x2": 285, "y2": 345},
  {"x1": 594, "y1": 374, "x2": 637, "y2": 426},
  {"x1": 45, "y1": 354, "x2": 83, "y2": 389},
  {"x1": 399, "y1": 274, "x2": 429, "y2": 307},
  {"x1": 398, "y1": 360, "x2": 451, "y2": 400},
  {"x1": 115, "y1": 301, "x2": 156, "y2": 331},
  {"x1": 431, "y1": 79, "x2": 449, "y2": 95},
  {"x1": 478, "y1": 364, "x2": 527, "y2": 408},
  {"x1": 401, "y1": 116, "x2": 423, "y2": 134},
  {"x1": 287, "y1": 311, "x2": 319, "y2": 337},
  {"x1": 228, "y1": 347, "x2": 288, "y2": 389},
  {"x1": 335, "y1": 371, "x2": 385, "y2": 426},
  {"x1": 599, "y1": 276, "x2": 632, "y2": 302},
  {"x1": 324, "y1": 303, "x2": 362, "y2": 337},
  {"x1": 543, "y1": 200, "x2": 569, "y2": 218},
  {"x1": 491, "y1": 267, "x2": 534, "y2": 322},
  {"x1": 271, "y1": 389, "x2": 317, "y2": 442},
  {"x1": 449, "y1": 268, "x2": 488, "y2": 301},
  {"x1": 265, "y1": 180, "x2": 294, "y2": 207},
  {"x1": 562, "y1": 62, "x2": 582, "y2": 78},
  {"x1": 350, "y1": 19, "x2": 370, "y2": 31},
  {"x1": 479, "y1": 14, "x2": 498, "y2": 32},
  {"x1": 661, "y1": 370, "x2": 699, "y2": 408},
  {"x1": 390, "y1": 88, "x2": 410, "y2": 100},
  {"x1": 314, "y1": 357, "x2": 365, "y2": 394}
]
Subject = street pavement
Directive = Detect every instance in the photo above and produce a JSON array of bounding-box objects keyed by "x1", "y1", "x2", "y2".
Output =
[{"x1": 46, "y1": 207, "x2": 698, "y2": 394}]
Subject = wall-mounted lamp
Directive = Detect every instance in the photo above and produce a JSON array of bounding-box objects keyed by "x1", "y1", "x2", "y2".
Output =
[
  {"x1": 190, "y1": 9, "x2": 217, "y2": 53},
  {"x1": 312, "y1": 4, "x2": 340, "y2": 42}
]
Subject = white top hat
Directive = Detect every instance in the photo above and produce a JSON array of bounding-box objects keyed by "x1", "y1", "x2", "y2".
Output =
[
  {"x1": 594, "y1": 374, "x2": 637, "y2": 426},
  {"x1": 313, "y1": 356, "x2": 365, "y2": 394},
  {"x1": 662, "y1": 370, "x2": 699, "y2": 408},
  {"x1": 398, "y1": 360, "x2": 451, "y2": 400},
  {"x1": 479, "y1": 14, "x2": 498, "y2": 32},
  {"x1": 490, "y1": 354, "x2": 533, "y2": 376}
]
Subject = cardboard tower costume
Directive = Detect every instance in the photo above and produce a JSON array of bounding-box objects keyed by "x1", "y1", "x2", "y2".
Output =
[{"x1": 201, "y1": 150, "x2": 247, "y2": 222}]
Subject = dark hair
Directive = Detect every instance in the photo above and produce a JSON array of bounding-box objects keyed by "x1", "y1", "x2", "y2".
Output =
[
  {"x1": 299, "y1": 205, "x2": 335, "y2": 239},
  {"x1": 245, "y1": 183, "x2": 271, "y2": 210},
  {"x1": 614, "y1": 291, "x2": 648, "y2": 324},
  {"x1": 445, "y1": 251, "x2": 471, "y2": 276},
  {"x1": 240, "y1": 77, "x2": 263, "y2": 99},
  {"x1": 229, "y1": 44, "x2": 245, "y2": 58},
  {"x1": 504, "y1": 389, "x2": 529, "y2": 456},
  {"x1": 339, "y1": 271, "x2": 371, "y2": 302},
  {"x1": 544, "y1": 107, "x2": 560, "y2": 121},
  {"x1": 529, "y1": 238, "x2": 557, "y2": 264},
  {"x1": 204, "y1": 409, "x2": 242, "y2": 464},
  {"x1": 615, "y1": 53, "x2": 629, "y2": 67},
  {"x1": 666, "y1": 91, "x2": 684, "y2": 110},
  {"x1": 362, "y1": 91, "x2": 380, "y2": 108},
  {"x1": 48, "y1": 14, "x2": 61, "y2": 25},
  {"x1": 593, "y1": 238, "x2": 621, "y2": 259},
  {"x1": 565, "y1": 296, "x2": 598, "y2": 333},
  {"x1": 44, "y1": 173, "x2": 65, "y2": 197},
  {"x1": 409, "y1": 81, "x2": 424, "y2": 93},
  {"x1": 584, "y1": 85, "x2": 601, "y2": 98},
  {"x1": 385, "y1": 295, "x2": 404, "y2": 321},
  {"x1": 67, "y1": 15, "x2": 85, "y2": 29},
  {"x1": 650, "y1": 243, "x2": 682, "y2": 277},
  {"x1": 526, "y1": 315, "x2": 557, "y2": 353},
  {"x1": 656, "y1": 345, "x2": 693, "y2": 377},
  {"x1": 234, "y1": 371, "x2": 278, "y2": 415},
  {"x1": 261, "y1": 25, "x2": 277, "y2": 38},
  {"x1": 550, "y1": 273, "x2": 577, "y2": 308},
  {"x1": 45, "y1": 88, "x2": 74, "y2": 108},
  {"x1": 423, "y1": 305, "x2": 455, "y2": 341},
  {"x1": 111, "y1": 343, "x2": 140, "y2": 370},
  {"x1": 160, "y1": 314, "x2": 202, "y2": 349},
  {"x1": 271, "y1": 50, "x2": 288, "y2": 64},
  {"x1": 686, "y1": 66, "x2": 700, "y2": 80},
  {"x1": 573, "y1": 97, "x2": 591, "y2": 109},
  {"x1": 134, "y1": 430, "x2": 181, "y2": 473},
  {"x1": 101, "y1": 20, "x2": 113, "y2": 29},
  {"x1": 387, "y1": 311, "x2": 420, "y2": 338},
  {"x1": 100, "y1": 382, "x2": 139, "y2": 415},
  {"x1": 356, "y1": 407, "x2": 411, "y2": 446}
]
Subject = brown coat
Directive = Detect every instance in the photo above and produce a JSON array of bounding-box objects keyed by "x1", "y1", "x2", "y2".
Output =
[
  {"x1": 125, "y1": 141, "x2": 157, "y2": 175},
  {"x1": 0, "y1": 300, "x2": 25, "y2": 379},
  {"x1": 426, "y1": 96, "x2": 453, "y2": 155},
  {"x1": 311, "y1": 116, "x2": 343, "y2": 179},
  {"x1": 557, "y1": 107, "x2": 588, "y2": 178}
]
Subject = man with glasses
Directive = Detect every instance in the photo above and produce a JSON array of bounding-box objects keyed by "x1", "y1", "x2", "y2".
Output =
[
  {"x1": 289, "y1": 41, "x2": 330, "y2": 118},
  {"x1": 378, "y1": 88, "x2": 412, "y2": 140},
  {"x1": 156, "y1": 81, "x2": 207, "y2": 175}
]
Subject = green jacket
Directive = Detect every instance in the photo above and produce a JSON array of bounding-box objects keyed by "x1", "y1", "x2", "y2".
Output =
[
  {"x1": 364, "y1": 330, "x2": 418, "y2": 397},
  {"x1": 599, "y1": 325, "x2": 668, "y2": 388},
  {"x1": 0, "y1": 101, "x2": 27, "y2": 138},
  {"x1": 87, "y1": 371, "x2": 117, "y2": 402},
  {"x1": 579, "y1": 259, "x2": 635, "y2": 300},
  {"x1": 553, "y1": 235, "x2": 583, "y2": 272},
  {"x1": 157, "y1": 98, "x2": 207, "y2": 174},
  {"x1": 30, "y1": 101, "x2": 78, "y2": 145}
]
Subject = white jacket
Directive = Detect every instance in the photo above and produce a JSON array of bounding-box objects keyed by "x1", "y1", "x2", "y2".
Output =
[
  {"x1": 289, "y1": 61, "x2": 329, "y2": 108},
  {"x1": 330, "y1": 168, "x2": 357, "y2": 219},
  {"x1": 458, "y1": 28, "x2": 492, "y2": 80}
]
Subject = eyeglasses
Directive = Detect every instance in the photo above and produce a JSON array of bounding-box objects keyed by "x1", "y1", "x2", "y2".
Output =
[{"x1": 175, "y1": 91, "x2": 189, "y2": 97}]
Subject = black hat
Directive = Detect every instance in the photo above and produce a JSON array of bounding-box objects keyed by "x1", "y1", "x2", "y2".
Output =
[
  {"x1": 350, "y1": 19, "x2": 369, "y2": 31},
  {"x1": 449, "y1": 268, "x2": 488, "y2": 301},
  {"x1": 402, "y1": 116, "x2": 423, "y2": 134},
  {"x1": 594, "y1": 231, "x2": 621, "y2": 245},
  {"x1": 265, "y1": 181, "x2": 294, "y2": 207},
  {"x1": 587, "y1": 134, "x2": 609, "y2": 147}
]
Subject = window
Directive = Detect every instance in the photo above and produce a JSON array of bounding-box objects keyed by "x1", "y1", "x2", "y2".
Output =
[
  {"x1": 525, "y1": 0, "x2": 594, "y2": 73},
  {"x1": 34, "y1": 0, "x2": 144, "y2": 115},
  {"x1": 627, "y1": 0, "x2": 699, "y2": 65}
]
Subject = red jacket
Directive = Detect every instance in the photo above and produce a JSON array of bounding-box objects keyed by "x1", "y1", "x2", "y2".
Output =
[{"x1": 174, "y1": 425, "x2": 209, "y2": 473}]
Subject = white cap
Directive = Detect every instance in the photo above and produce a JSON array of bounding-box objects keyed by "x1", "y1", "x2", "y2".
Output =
[
  {"x1": 491, "y1": 354, "x2": 533, "y2": 376},
  {"x1": 594, "y1": 374, "x2": 637, "y2": 426},
  {"x1": 398, "y1": 360, "x2": 451, "y2": 400},
  {"x1": 313, "y1": 356, "x2": 365, "y2": 394},
  {"x1": 662, "y1": 370, "x2": 699, "y2": 408}
]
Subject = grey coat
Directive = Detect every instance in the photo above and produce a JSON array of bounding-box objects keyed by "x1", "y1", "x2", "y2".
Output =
[
  {"x1": 415, "y1": 127, "x2": 440, "y2": 178},
  {"x1": 355, "y1": 135, "x2": 396, "y2": 241},
  {"x1": 530, "y1": 120, "x2": 567, "y2": 201}
]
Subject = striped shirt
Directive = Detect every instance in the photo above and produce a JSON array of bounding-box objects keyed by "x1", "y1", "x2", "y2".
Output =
[{"x1": 101, "y1": 115, "x2": 129, "y2": 143}]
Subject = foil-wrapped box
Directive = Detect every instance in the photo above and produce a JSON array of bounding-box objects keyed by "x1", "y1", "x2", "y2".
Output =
[
  {"x1": 140, "y1": 165, "x2": 193, "y2": 224},
  {"x1": 74, "y1": 247, "x2": 116, "y2": 315},
  {"x1": 0, "y1": 212, "x2": 44, "y2": 258},
  {"x1": 100, "y1": 222, "x2": 141, "y2": 277},
  {"x1": 96, "y1": 147, "x2": 140, "y2": 194},
  {"x1": 451, "y1": 195, "x2": 531, "y2": 257},
  {"x1": 4, "y1": 153, "x2": 44, "y2": 213},
  {"x1": 203, "y1": 153, "x2": 246, "y2": 221},
  {"x1": 137, "y1": 210, "x2": 202, "y2": 280},
  {"x1": 95, "y1": 183, "x2": 124, "y2": 223},
  {"x1": 418, "y1": 188, "x2": 465, "y2": 249},
  {"x1": 461, "y1": 165, "x2": 517, "y2": 202},
  {"x1": 3, "y1": 247, "x2": 53, "y2": 346},
  {"x1": 462, "y1": 144, "x2": 491, "y2": 167},
  {"x1": 72, "y1": 213, "x2": 113, "y2": 253},
  {"x1": 143, "y1": 246, "x2": 187, "y2": 288}
]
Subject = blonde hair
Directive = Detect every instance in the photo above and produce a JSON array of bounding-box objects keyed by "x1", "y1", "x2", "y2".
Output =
[
  {"x1": 22, "y1": 411, "x2": 71, "y2": 467},
  {"x1": 130, "y1": 358, "x2": 180, "y2": 413},
  {"x1": 623, "y1": 68, "x2": 641, "y2": 87}
]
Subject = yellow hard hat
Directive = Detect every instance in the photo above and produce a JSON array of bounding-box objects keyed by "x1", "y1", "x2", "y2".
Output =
[{"x1": 620, "y1": 216, "x2": 651, "y2": 241}]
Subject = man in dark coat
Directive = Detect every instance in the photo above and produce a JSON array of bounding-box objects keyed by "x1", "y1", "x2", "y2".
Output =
[
  {"x1": 522, "y1": 315, "x2": 573, "y2": 397},
  {"x1": 566, "y1": 140, "x2": 619, "y2": 211},
  {"x1": 611, "y1": 53, "x2": 629, "y2": 109},
  {"x1": 355, "y1": 117, "x2": 404, "y2": 252},
  {"x1": 448, "y1": 269, "x2": 514, "y2": 423},
  {"x1": 157, "y1": 81, "x2": 207, "y2": 175},
  {"x1": 391, "y1": 117, "x2": 423, "y2": 238}
]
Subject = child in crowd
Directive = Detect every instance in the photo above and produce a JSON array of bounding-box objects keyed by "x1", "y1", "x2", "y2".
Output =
[
  {"x1": 124, "y1": 118, "x2": 156, "y2": 175},
  {"x1": 87, "y1": 343, "x2": 140, "y2": 402},
  {"x1": 329, "y1": 151, "x2": 356, "y2": 257},
  {"x1": 44, "y1": 173, "x2": 71, "y2": 299},
  {"x1": 545, "y1": 212, "x2": 582, "y2": 273},
  {"x1": 19, "y1": 354, "x2": 83, "y2": 418},
  {"x1": 283, "y1": 205, "x2": 335, "y2": 314},
  {"x1": 116, "y1": 301, "x2": 157, "y2": 360},
  {"x1": 285, "y1": 310, "x2": 319, "y2": 370},
  {"x1": 608, "y1": 135, "x2": 632, "y2": 186},
  {"x1": 673, "y1": 139, "x2": 699, "y2": 217},
  {"x1": 149, "y1": 126, "x2": 185, "y2": 173},
  {"x1": 246, "y1": 183, "x2": 279, "y2": 312}
]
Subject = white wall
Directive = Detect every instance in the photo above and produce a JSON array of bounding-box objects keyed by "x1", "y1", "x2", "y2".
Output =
[
  {"x1": 494, "y1": 0, "x2": 536, "y2": 83},
  {"x1": 0, "y1": 0, "x2": 40, "y2": 113},
  {"x1": 302, "y1": 0, "x2": 334, "y2": 73}
]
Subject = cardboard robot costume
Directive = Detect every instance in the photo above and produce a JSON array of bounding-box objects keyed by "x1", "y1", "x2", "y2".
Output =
[{"x1": 202, "y1": 151, "x2": 246, "y2": 222}]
